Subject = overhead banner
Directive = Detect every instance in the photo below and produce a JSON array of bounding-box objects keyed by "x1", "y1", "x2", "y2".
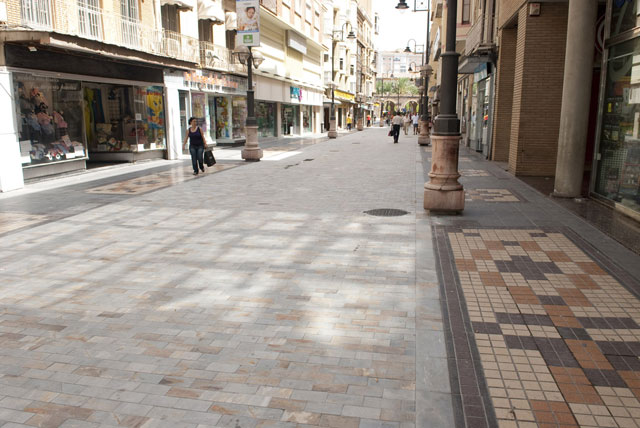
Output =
[{"x1": 236, "y1": 0, "x2": 260, "y2": 46}]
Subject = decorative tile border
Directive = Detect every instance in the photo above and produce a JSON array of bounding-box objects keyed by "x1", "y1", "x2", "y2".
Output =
[
  {"x1": 434, "y1": 226, "x2": 640, "y2": 428},
  {"x1": 466, "y1": 189, "x2": 522, "y2": 203},
  {"x1": 461, "y1": 170, "x2": 493, "y2": 177},
  {"x1": 0, "y1": 212, "x2": 50, "y2": 235}
]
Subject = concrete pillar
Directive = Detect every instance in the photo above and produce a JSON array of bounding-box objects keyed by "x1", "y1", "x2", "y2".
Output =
[
  {"x1": 0, "y1": 70, "x2": 24, "y2": 192},
  {"x1": 553, "y1": 0, "x2": 597, "y2": 197}
]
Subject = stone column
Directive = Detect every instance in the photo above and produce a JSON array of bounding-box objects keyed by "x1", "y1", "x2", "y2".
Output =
[{"x1": 553, "y1": 0, "x2": 597, "y2": 197}]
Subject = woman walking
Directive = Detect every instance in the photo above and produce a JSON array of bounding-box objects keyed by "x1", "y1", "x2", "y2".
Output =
[{"x1": 183, "y1": 117, "x2": 208, "y2": 175}]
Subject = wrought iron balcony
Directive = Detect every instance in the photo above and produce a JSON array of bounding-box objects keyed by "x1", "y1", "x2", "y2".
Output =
[
  {"x1": 19, "y1": 0, "x2": 200, "y2": 63},
  {"x1": 199, "y1": 41, "x2": 245, "y2": 74},
  {"x1": 464, "y1": 13, "x2": 495, "y2": 56}
]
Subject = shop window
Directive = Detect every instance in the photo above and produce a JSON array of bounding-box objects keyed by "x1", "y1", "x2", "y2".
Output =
[
  {"x1": 14, "y1": 73, "x2": 86, "y2": 165},
  {"x1": 232, "y1": 97, "x2": 247, "y2": 139},
  {"x1": 215, "y1": 96, "x2": 231, "y2": 139},
  {"x1": 83, "y1": 84, "x2": 165, "y2": 154},
  {"x1": 595, "y1": 37, "x2": 640, "y2": 212},
  {"x1": 256, "y1": 101, "x2": 276, "y2": 137}
]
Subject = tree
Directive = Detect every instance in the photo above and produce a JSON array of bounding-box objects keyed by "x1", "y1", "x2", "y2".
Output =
[{"x1": 376, "y1": 79, "x2": 394, "y2": 96}]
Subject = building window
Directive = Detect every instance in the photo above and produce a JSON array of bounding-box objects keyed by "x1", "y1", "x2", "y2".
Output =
[
  {"x1": 350, "y1": 65, "x2": 354, "y2": 75},
  {"x1": 340, "y1": 58, "x2": 344, "y2": 70},
  {"x1": 462, "y1": 0, "x2": 470, "y2": 24}
]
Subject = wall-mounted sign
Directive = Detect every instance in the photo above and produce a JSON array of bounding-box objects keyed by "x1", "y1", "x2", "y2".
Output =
[
  {"x1": 290, "y1": 86, "x2": 303, "y2": 101},
  {"x1": 334, "y1": 89, "x2": 355, "y2": 102},
  {"x1": 237, "y1": 0, "x2": 260, "y2": 47},
  {"x1": 287, "y1": 30, "x2": 307, "y2": 55},
  {"x1": 529, "y1": 3, "x2": 541, "y2": 16},
  {"x1": 183, "y1": 70, "x2": 248, "y2": 93}
]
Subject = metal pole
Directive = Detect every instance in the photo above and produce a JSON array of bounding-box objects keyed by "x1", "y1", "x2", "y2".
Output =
[
  {"x1": 422, "y1": 12, "x2": 430, "y2": 123},
  {"x1": 434, "y1": 0, "x2": 460, "y2": 135},
  {"x1": 246, "y1": 47, "x2": 255, "y2": 126},
  {"x1": 331, "y1": 41, "x2": 335, "y2": 122}
]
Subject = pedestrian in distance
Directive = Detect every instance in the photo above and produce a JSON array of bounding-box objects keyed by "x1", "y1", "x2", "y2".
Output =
[
  {"x1": 403, "y1": 113, "x2": 411, "y2": 135},
  {"x1": 412, "y1": 113, "x2": 419, "y2": 135},
  {"x1": 183, "y1": 117, "x2": 208, "y2": 175},
  {"x1": 346, "y1": 115, "x2": 352, "y2": 131},
  {"x1": 391, "y1": 111, "x2": 403, "y2": 144}
]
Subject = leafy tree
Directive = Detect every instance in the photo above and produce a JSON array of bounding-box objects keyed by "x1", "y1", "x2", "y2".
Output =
[{"x1": 378, "y1": 78, "x2": 419, "y2": 97}]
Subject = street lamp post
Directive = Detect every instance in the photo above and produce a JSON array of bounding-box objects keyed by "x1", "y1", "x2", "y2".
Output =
[
  {"x1": 422, "y1": 0, "x2": 464, "y2": 212},
  {"x1": 328, "y1": 23, "x2": 356, "y2": 139},
  {"x1": 236, "y1": 46, "x2": 265, "y2": 161},
  {"x1": 378, "y1": 73, "x2": 388, "y2": 127},
  {"x1": 398, "y1": 0, "x2": 432, "y2": 146}
]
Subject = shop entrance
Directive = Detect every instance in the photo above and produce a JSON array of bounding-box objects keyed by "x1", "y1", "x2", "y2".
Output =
[{"x1": 281, "y1": 104, "x2": 300, "y2": 135}]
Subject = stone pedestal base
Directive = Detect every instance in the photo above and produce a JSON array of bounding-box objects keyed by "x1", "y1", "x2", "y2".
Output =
[
  {"x1": 418, "y1": 121, "x2": 430, "y2": 146},
  {"x1": 357, "y1": 119, "x2": 363, "y2": 131},
  {"x1": 423, "y1": 134, "x2": 465, "y2": 212},
  {"x1": 328, "y1": 119, "x2": 337, "y2": 138},
  {"x1": 241, "y1": 125, "x2": 263, "y2": 161}
]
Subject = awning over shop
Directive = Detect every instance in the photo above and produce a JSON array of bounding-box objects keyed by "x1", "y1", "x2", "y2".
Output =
[
  {"x1": 198, "y1": 0, "x2": 225, "y2": 23},
  {"x1": 160, "y1": 0, "x2": 195, "y2": 10},
  {"x1": 323, "y1": 97, "x2": 344, "y2": 105},
  {"x1": 458, "y1": 53, "x2": 492, "y2": 74}
]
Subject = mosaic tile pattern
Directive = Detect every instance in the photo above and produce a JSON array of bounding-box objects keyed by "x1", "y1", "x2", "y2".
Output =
[
  {"x1": 86, "y1": 165, "x2": 236, "y2": 195},
  {"x1": 461, "y1": 169, "x2": 492, "y2": 177},
  {"x1": 466, "y1": 189, "x2": 521, "y2": 203},
  {"x1": 0, "y1": 212, "x2": 49, "y2": 235},
  {"x1": 435, "y1": 227, "x2": 640, "y2": 428}
]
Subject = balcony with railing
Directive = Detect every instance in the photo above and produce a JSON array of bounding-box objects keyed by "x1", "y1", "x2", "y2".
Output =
[
  {"x1": 18, "y1": 0, "x2": 200, "y2": 64},
  {"x1": 464, "y1": 13, "x2": 495, "y2": 56},
  {"x1": 198, "y1": 41, "x2": 245, "y2": 74}
]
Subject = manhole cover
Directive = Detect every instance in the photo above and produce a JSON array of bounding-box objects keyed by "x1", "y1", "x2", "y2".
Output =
[{"x1": 364, "y1": 209, "x2": 409, "y2": 217}]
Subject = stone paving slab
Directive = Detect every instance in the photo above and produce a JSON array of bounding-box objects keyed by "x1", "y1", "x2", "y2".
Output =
[{"x1": 0, "y1": 128, "x2": 445, "y2": 427}]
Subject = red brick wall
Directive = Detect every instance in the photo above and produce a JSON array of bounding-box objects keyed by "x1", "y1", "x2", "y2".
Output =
[
  {"x1": 491, "y1": 27, "x2": 516, "y2": 162},
  {"x1": 508, "y1": 3, "x2": 568, "y2": 176}
]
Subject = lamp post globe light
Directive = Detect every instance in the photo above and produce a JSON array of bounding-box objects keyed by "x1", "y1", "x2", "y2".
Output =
[
  {"x1": 236, "y1": 46, "x2": 265, "y2": 161},
  {"x1": 328, "y1": 22, "x2": 356, "y2": 139},
  {"x1": 398, "y1": 2, "x2": 432, "y2": 146}
]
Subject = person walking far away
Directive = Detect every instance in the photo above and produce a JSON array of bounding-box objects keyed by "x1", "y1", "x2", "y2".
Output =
[
  {"x1": 346, "y1": 115, "x2": 352, "y2": 131},
  {"x1": 391, "y1": 111, "x2": 403, "y2": 144},
  {"x1": 367, "y1": 114, "x2": 371, "y2": 127},
  {"x1": 403, "y1": 113, "x2": 411, "y2": 135},
  {"x1": 183, "y1": 117, "x2": 208, "y2": 175},
  {"x1": 412, "y1": 113, "x2": 419, "y2": 135}
]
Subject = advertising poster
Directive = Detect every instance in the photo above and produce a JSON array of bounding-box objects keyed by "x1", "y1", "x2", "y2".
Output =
[{"x1": 236, "y1": 0, "x2": 260, "y2": 47}]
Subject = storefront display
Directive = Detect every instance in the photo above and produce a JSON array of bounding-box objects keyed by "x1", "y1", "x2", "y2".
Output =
[
  {"x1": 303, "y1": 105, "x2": 313, "y2": 133},
  {"x1": 84, "y1": 84, "x2": 166, "y2": 154},
  {"x1": 595, "y1": 37, "x2": 640, "y2": 212},
  {"x1": 256, "y1": 101, "x2": 276, "y2": 137},
  {"x1": 282, "y1": 104, "x2": 300, "y2": 135},
  {"x1": 192, "y1": 92, "x2": 206, "y2": 128},
  {"x1": 14, "y1": 73, "x2": 86, "y2": 165},
  {"x1": 215, "y1": 96, "x2": 231, "y2": 139},
  {"x1": 232, "y1": 97, "x2": 247, "y2": 139}
]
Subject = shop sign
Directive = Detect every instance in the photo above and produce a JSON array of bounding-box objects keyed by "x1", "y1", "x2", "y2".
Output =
[
  {"x1": 237, "y1": 0, "x2": 260, "y2": 47},
  {"x1": 290, "y1": 86, "x2": 303, "y2": 101},
  {"x1": 287, "y1": 30, "x2": 307, "y2": 55},
  {"x1": 474, "y1": 63, "x2": 488, "y2": 81},
  {"x1": 334, "y1": 90, "x2": 355, "y2": 101},
  {"x1": 183, "y1": 70, "x2": 248, "y2": 94}
]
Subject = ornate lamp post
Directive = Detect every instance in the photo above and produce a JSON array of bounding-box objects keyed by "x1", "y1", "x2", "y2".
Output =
[
  {"x1": 397, "y1": 0, "x2": 432, "y2": 146},
  {"x1": 422, "y1": 0, "x2": 464, "y2": 212},
  {"x1": 328, "y1": 22, "x2": 356, "y2": 139},
  {"x1": 235, "y1": 46, "x2": 265, "y2": 161}
]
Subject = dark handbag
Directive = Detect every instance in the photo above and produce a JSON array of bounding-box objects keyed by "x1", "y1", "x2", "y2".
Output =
[
  {"x1": 204, "y1": 149, "x2": 216, "y2": 166},
  {"x1": 388, "y1": 130, "x2": 393, "y2": 136}
]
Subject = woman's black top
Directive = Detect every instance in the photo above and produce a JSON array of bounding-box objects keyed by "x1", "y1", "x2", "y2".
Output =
[{"x1": 188, "y1": 127, "x2": 205, "y2": 147}]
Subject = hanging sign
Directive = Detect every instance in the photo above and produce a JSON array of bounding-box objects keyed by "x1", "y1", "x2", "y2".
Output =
[{"x1": 236, "y1": 0, "x2": 260, "y2": 47}]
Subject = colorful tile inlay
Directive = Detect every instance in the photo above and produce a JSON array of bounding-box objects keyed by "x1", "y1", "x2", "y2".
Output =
[
  {"x1": 466, "y1": 189, "x2": 521, "y2": 203},
  {"x1": 0, "y1": 212, "x2": 50, "y2": 235},
  {"x1": 435, "y1": 227, "x2": 640, "y2": 428},
  {"x1": 85, "y1": 165, "x2": 236, "y2": 195}
]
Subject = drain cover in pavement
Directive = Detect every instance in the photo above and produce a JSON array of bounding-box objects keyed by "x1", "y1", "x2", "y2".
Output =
[{"x1": 364, "y1": 209, "x2": 409, "y2": 217}]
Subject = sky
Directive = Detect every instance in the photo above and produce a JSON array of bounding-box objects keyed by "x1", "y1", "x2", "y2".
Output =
[{"x1": 373, "y1": 0, "x2": 431, "y2": 53}]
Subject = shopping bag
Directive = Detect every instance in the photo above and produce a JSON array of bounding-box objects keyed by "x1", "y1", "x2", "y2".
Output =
[
  {"x1": 388, "y1": 130, "x2": 393, "y2": 137},
  {"x1": 204, "y1": 149, "x2": 216, "y2": 166}
]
